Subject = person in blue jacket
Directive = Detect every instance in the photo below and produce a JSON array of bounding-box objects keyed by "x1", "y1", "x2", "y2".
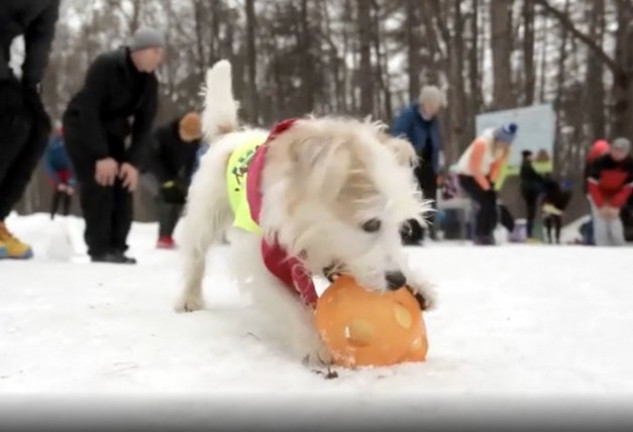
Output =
[
  {"x1": 44, "y1": 126, "x2": 76, "y2": 219},
  {"x1": 390, "y1": 85, "x2": 445, "y2": 244}
]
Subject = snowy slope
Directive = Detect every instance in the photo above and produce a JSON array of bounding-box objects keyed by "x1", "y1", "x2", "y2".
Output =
[{"x1": 2, "y1": 213, "x2": 633, "y2": 401}]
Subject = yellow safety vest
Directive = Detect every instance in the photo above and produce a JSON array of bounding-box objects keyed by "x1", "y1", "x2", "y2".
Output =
[{"x1": 226, "y1": 133, "x2": 268, "y2": 234}]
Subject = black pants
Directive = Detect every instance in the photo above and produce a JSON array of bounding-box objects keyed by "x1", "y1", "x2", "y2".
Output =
[
  {"x1": 158, "y1": 202, "x2": 182, "y2": 238},
  {"x1": 73, "y1": 176, "x2": 133, "y2": 257},
  {"x1": 63, "y1": 127, "x2": 133, "y2": 257},
  {"x1": 140, "y1": 173, "x2": 183, "y2": 238},
  {"x1": 498, "y1": 204, "x2": 515, "y2": 233},
  {"x1": 402, "y1": 161, "x2": 437, "y2": 244},
  {"x1": 458, "y1": 175, "x2": 497, "y2": 239},
  {"x1": 544, "y1": 215, "x2": 562, "y2": 244},
  {"x1": 50, "y1": 189, "x2": 72, "y2": 220},
  {"x1": 522, "y1": 190, "x2": 539, "y2": 238},
  {"x1": 0, "y1": 79, "x2": 51, "y2": 220}
]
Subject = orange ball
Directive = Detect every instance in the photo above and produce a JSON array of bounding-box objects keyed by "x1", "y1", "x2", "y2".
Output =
[{"x1": 315, "y1": 275, "x2": 428, "y2": 368}]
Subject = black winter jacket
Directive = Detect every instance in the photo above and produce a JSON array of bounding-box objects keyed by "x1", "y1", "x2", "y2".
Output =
[
  {"x1": 519, "y1": 160, "x2": 544, "y2": 195},
  {"x1": 63, "y1": 47, "x2": 158, "y2": 167},
  {"x1": 141, "y1": 118, "x2": 201, "y2": 184},
  {"x1": 0, "y1": 0, "x2": 60, "y2": 85}
]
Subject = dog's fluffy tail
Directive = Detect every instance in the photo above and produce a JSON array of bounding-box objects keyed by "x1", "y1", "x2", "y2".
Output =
[{"x1": 201, "y1": 60, "x2": 239, "y2": 140}]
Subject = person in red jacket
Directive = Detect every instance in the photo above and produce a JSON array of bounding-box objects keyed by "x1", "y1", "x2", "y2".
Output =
[
  {"x1": 587, "y1": 137, "x2": 633, "y2": 246},
  {"x1": 580, "y1": 139, "x2": 610, "y2": 245}
]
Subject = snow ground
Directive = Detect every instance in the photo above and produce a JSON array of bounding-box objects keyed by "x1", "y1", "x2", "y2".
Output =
[{"x1": 2, "y1": 213, "x2": 633, "y2": 427}]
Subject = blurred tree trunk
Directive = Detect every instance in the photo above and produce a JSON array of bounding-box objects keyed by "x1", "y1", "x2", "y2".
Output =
[
  {"x1": 245, "y1": 0, "x2": 258, "y2": 124},
  {"x1": 371, "y1": 1, "x2": 392, "y2": 121},
  {"x1": 468, "y1": 0, "x2": 482, "y2": 123},
  {"x1": 192, "y1": 0, "x2": 207, "y2": 79},
  {"x1": 490, "y1": 0, "x2": 515, "y2": 110},
  {"x1": 612, "y1": 0, "x2": 633, "y2": 140},
  {"x1": 585, "y1": 0, "x2": 606, "y2": 141},
  {"x1": 405, "y1": 0, "x2": 421, "y2": 103},
  {"x1": 537, "y1": 15, "x2": 549, "y2": 103},
  {"x1": 357, "y1": 0, "x2": 373, "y2": 117},
  {"x1": 298, "y1": 0, "x2": 315, "y2": 114},
  {"x1": 552, "y1": 0, "x2": 570, "y2": 174},
  {"x1": 430, "y1": 0, "x2": 467, "y2": 164},
  {"x1": 522, "y1": 0, "x2": 535, "y2": 105},
  {"x1": 321, "y1": 0, "x2": 344, "y2": 113},
  {"x1": 447, "y1": 0, "x2": 467, "y2": 163}
]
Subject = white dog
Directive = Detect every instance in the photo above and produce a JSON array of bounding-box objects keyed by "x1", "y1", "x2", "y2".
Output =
[{"x1": 175, "y1": 60, "x2": 436, "y2": 365}]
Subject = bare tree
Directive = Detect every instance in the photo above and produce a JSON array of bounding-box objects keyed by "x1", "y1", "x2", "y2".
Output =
[
  {"x1": 357, "y1": 0, "x2": 374, "y2": 117},
  {"x1": 245, "y1": 0, "x2": 258, "y2": 124},
  {"x1": 522, "y1": 0, "x2": 536, "y2": 105},
  {"x1": 584, "y1": 0, "x2": 606, "y2": 141},
  {"x1": 534, "y1": 0, "x2": 633, "y2": 138},
  {"x1": 490, "y1": 0, "x2": 515, "y2": 110},
  {"x1": 405, "y1": 0, "x2": 421, "y2": 102}
]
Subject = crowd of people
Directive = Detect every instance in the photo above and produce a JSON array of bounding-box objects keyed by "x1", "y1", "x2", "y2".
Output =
[
  {"x1": 1, "y1": 1, "x2": 631, "y2": 263},
  {"x1": 390, "y1": 85, "x2": 633, "y2": 247},
  {"x1": 516, "y1": 136, "x2": 633, "y2": 247}
]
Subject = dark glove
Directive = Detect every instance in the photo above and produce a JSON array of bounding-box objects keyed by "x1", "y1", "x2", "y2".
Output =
[
  {"x1": 160, "y1": 180, "x2": 187, "y2": 204},
  {"x1": 485, "y1": 185, "x2": 497, "y2": 203}
]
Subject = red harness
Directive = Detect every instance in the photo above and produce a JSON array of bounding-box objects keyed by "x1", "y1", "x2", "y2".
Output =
[{"x1": 245, "y1": 118, "x2": 319, "y2": 308}]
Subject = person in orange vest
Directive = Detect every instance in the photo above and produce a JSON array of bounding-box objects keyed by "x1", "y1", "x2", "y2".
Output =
[{"x1": 455, "y1": 123, "x2": 517, "y2": 245}]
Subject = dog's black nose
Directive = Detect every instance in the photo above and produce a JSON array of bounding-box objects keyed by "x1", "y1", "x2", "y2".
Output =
[{"x1": 385, "y1": 271, "x2": 406, "y2": 290}]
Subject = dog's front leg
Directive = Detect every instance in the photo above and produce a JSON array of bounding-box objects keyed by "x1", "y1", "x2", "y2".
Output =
[
  {"x1": 290, "y1": 305, "x2": 333, "y2": 367},
  {"x1": 253, "y1": 282, "x2": 332, "y2": 366},
  {"x1": 175, "y1": 250, "x2": 207, "y2": 312},
  {"x1": 404, "y1": 268, "x2": 437, "y2": 311}
]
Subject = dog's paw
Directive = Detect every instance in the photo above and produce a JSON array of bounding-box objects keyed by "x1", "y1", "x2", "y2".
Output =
[
  {"x1": 293, "y1": 327, "x2": 333, "y2": 367},
  {"x1": 406, "y1": 277, "x2": 437, "y2": 311},
  {"x1": 302, "y1": 342, "x2": 333, "y2": 368},
  {"x1": 411, "y1": 289, "x2": 436, "y2": 311},
  {"x1": 174, "y1": 295, "x2": 205, "y2": 313}
]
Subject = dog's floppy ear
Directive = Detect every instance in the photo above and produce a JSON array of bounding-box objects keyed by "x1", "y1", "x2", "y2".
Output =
[
  {"x1": 363, "y1": 119, "x2": 417, "y2": 168},
  {"x1": 378, "y1": 134, "x2": 418, "y2": 168},
  {"x1": 286, "y1": 135, "x2": 351, "y2": 200}
]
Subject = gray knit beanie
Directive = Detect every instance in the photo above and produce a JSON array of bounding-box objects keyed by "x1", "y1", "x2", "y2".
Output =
[
  {"x1": 612, "y1": 137, "x2": 631, "y2": 154},
  {"x1": 129, "y1": 27, "x2": 165, "y2": 52}
]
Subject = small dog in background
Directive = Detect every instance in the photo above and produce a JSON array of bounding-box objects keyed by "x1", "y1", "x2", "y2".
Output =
[
  {"x1": 175, "y1": 60, "x2": 436, "y2": 365},
  {"x1": 541, "y1": 175, "x2": 572, "y2": 244}
]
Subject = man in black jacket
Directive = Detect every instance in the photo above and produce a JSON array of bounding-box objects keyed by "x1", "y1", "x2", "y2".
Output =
[
  {"x1": 519, "y1": 150, "x2": 545, "y2": 241},
  {"x1": 0, "y1": 0, "x2": 59, "y2": 259},
  {"x1": 62, "y1": 27, "x2": 164, "y2": 264},
  {"x1": 140, "y1": 112, "x2": 202, "y2": 249}
]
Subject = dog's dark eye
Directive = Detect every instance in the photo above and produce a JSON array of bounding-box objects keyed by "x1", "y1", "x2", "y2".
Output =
[{"x1": 361, "y1": 218, "x2": 381, "y2": 233}]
